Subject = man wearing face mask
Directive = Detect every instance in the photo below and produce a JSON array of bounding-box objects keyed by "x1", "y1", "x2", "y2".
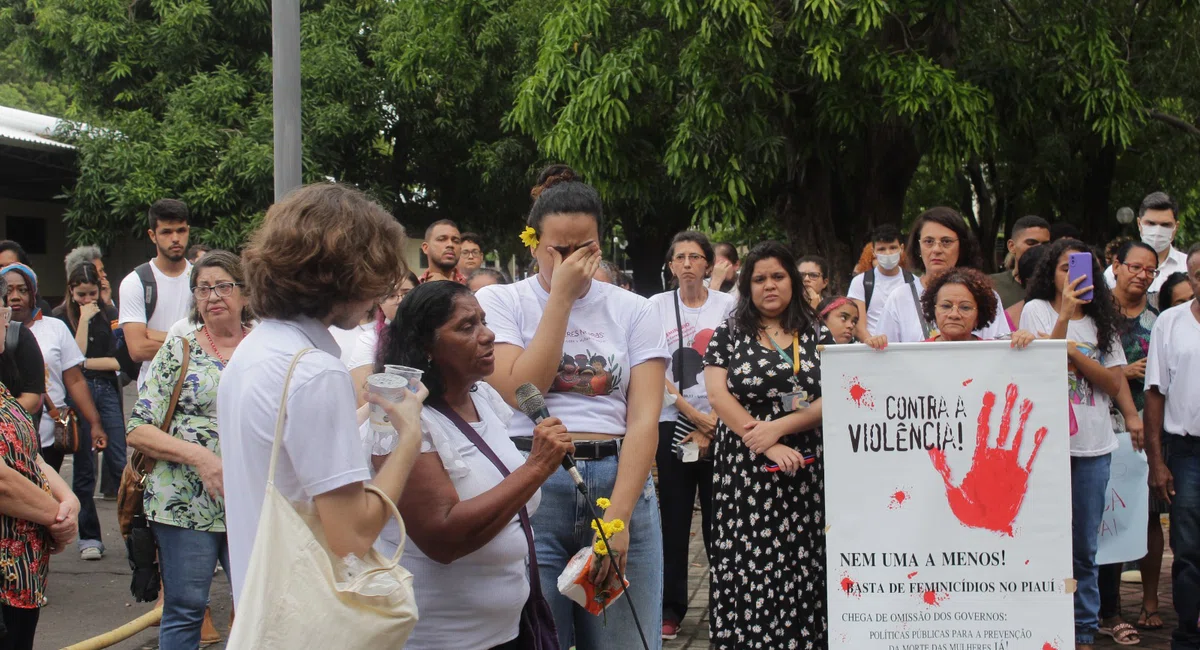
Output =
[
  {"x1": 1104, "y1": 191, "x2": 1188, "y2": 294},
  {"x1": 990, "y1": 215, "x2": 1052, "y2": 309},
  {"x1": 847, "y1": 224, "x2": 911, "y2": 340}
]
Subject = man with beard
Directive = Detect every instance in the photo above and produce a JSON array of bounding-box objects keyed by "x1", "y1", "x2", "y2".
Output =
[
  {"x1": 118, "y1": 199, "x2": 193, "y2": 388},
  {"x1": 419, "y1": 219, "x2": 465, "y2": 284}
]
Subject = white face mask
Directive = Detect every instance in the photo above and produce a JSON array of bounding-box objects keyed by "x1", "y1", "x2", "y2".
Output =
[
  {"x1": 876, "y1": 252, "x2": 902, "y2": 271},
  {"x1": 1140, "y1": 224, "x2": 1175, "y2": 253}
]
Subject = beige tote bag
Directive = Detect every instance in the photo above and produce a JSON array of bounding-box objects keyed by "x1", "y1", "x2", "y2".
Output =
[{"x1": 227, "y1": 349, "x2": 418, "y2": 649}]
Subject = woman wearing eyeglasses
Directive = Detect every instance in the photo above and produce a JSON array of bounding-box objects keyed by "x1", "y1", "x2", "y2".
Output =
[
  {"x1": 877, "y1": 207, "x2": 1011, "y2": 344},
  {"x1": 126, "y1": 251, "x2": 254, "y2": 649},
  {"x1": 917, "y1": 267, "x2": 1034, "y2": 348},
  {"x1": 797, "y1": 255, "x2": 831, "y2": 310}
]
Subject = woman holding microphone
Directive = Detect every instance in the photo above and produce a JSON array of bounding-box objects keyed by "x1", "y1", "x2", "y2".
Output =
[{"x1": 476, "y1": 165, "x2": 669, "y2": 650}]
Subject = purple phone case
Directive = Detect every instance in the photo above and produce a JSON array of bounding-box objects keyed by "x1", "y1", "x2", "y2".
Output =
[{"x1": 1068, "y1": 252, "x2": 1094, "y2": 301}]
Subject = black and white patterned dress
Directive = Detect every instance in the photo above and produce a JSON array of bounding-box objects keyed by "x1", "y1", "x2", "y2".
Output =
[{"x1": 704, "y1": 320, "x2": 828, "y2": 649}]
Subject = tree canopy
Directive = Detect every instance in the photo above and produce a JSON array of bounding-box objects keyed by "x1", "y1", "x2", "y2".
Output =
[{"x1": 2, "y1": 0, "x2": 1198, "y2": 289}]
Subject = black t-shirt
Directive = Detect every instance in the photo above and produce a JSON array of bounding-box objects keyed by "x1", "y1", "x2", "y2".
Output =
[
  {"x1": 51, "y1": 304, "x2": 117, "y2": 382},
  {"x1": 0, "y1": 325, "x2": 46, "y2": 428}
]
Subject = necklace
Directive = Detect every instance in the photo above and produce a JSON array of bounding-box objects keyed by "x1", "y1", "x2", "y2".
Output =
[{"x1": 202, "y1": 324, "x2": 246, "y2": 364}]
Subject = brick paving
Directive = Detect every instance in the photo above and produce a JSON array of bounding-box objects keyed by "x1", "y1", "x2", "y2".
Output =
[{"x1": 664, "y1": 515, "x2": 1180, "y2": 649}]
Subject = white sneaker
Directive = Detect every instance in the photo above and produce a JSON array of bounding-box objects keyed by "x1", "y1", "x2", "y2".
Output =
[{"x1": 80, "y1": 547, "x2": 102, "y2": 561}]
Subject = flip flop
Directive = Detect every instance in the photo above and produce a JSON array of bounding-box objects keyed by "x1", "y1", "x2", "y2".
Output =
[
  {"x1": 1100, "y1": 622, "x2": 1141, "y2": 646},
  {"x1": 1138, "y1": 606, "x2": 1164, "y2": 630}
]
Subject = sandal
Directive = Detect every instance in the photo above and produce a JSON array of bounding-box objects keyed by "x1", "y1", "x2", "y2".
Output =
[
  {"x1": 1138, "y1": 606, "x2": 1164, "y2": 630},
  {"x1": 1100, "y1": 622, "x2": 1141, "y2": 646}
]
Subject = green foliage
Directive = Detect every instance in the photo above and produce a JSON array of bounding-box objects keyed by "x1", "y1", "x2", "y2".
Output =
[{"x1": 0, "y1": 41, "x2": 69, "y2": 115}]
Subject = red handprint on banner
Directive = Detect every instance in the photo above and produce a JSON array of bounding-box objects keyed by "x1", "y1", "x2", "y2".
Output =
[{"x1": 928, "y1": 384, "x2": 1049, "y2": 536}]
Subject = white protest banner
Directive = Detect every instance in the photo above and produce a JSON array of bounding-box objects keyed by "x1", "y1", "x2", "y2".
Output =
[
  {"x1": 823, "y1": 340, "x2": 1074, "y2": 650},
  {"x1": 1095, "y1": 432, "x2": 1149, "y2": 565}
]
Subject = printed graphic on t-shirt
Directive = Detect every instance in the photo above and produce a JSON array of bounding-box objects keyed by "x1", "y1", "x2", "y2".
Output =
[
  {"x1": 1068, "y1": 341, "x2": 1100, "y2": 407},
  {"x1": 672, "y1": 326, "x2": 716, "y2": 392},
  {"x1": 551, "y1": 351, "x2": 624, "y2": 397}
]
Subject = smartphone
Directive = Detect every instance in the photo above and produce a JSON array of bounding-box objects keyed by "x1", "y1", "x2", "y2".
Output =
[
  {"x1": 764, "y1": 455, "x2": 816, "y2": 472},
  {"x1": 1068, "y1": 252, "x2": 1094, "y2": 302}
]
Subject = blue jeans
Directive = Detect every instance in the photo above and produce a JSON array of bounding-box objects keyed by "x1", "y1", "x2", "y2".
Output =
[
  {"x1": 87, "y1": 377, "x2": 126, "y2": 496},
  {"x1": 151, "y1": 522, "x2": 229, "y2": 650},
  {"x1": 40, "y1": 413, "x2": 103, "y2": 552},
  {"x1": 528, "y1": 455, "x2": 663, "y2": 650},
  {"x1": 1166, "y1": 433, "x2": 1200, "y2": 649},
  {"x1": 1072, "y1": 453, "x2": 1111, "y2": 645}
]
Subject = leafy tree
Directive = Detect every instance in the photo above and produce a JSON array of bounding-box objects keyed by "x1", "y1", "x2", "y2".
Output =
[{"x1": 0, "y1": 42, "x2": 69, "y2": 115}]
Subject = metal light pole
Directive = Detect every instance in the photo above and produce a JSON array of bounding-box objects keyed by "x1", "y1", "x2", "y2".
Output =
[{"x1": 272, "y1": 0, "x2": 302, "y2": 201}]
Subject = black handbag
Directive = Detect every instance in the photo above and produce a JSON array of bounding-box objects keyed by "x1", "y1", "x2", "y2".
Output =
[{"x1": 429, "y1": 399, "x2": 561, "y2": 650}]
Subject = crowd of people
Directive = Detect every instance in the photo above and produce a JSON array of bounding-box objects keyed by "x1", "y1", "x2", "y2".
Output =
[{"x1": 0, "y1": 173, "x2": 1195, "y2": 650}]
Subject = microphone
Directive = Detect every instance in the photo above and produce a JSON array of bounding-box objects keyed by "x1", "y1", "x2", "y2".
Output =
[{"x1": 515, "y1": 382, "x2": 587, "y2": 494}]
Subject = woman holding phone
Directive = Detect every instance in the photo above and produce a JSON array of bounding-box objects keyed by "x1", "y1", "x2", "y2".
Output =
[
  {"x1": 475, "y1": 165, "x2": 668, "y2": 650},
  {"x1": 1019, "y1": 238, "x2": 1126, "y2": 650},
  {"x1": 703, "y1": 241, "x2": 830, "y2": 649}
]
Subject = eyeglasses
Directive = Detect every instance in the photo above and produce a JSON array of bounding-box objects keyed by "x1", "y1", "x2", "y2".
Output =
[
  {"x1": 672, "y1": 253, "x2": 705, "y2": 264},
  {"x1": 461, "y1": 250, "x2": 482, "y2": 258},
  {"x1": 935, "y1": 302, "x2": 977, "y2": 316},
  {"x1": 192, "y1": 282, "x2": 241, "y2": 299},
  {"x1": 920, "y1": 237, "x2": 960, "y2": 250},
  {"x1": 798, "y1": 272, "x2": 824, "y2": 281},
  {"x1": 1121, "y1": 263, "x2": 1160, "y2": 278}
]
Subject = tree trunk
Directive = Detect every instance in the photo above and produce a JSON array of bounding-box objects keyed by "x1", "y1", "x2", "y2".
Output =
[{"x1": 1080, "y1": 142, "x2": 1118, "y2": 245}]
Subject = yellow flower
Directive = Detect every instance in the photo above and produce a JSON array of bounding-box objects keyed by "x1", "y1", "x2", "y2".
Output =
[
  {"x1": 609, "y1": 519, "x2": 625, "y2": 533},
  {"x1": 520, "y1": 226, "x2": 539, "y2": 250},
  {"x1": 590, "y1": 519, "x2": 600, "y2": 532},
  {"x1": 595, "y1": 497, "x2": 611, "y2": 510},
  {"x1": 593, "y1": 539, "x2": 609, "y2": 556}
]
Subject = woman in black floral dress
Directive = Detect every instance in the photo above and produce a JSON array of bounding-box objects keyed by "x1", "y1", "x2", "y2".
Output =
[{"x1": 704, "y1": 241, "x2": 830, "y2": 650}]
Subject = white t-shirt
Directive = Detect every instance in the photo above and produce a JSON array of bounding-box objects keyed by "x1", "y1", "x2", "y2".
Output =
[
  {"x1": 329, "y1": 322, "x2": 371, "y2": 368},
  {"x1": 28, "y1": 318, "x2": 86, "y2": 448},
  {"x1": 1103, "y1": 246, "x2": 1188, "y2": 292},
  {"x1": 118, "y1": 260, "x2": 194, "y2": 388},
  {"x1": 847, "y1": 269, "x2": 910, "y2": 335},
  {"x1": 166, "y1": 318, "x2": 199, "y2": 340},
  {"x1": 649, "y1": 289, "x2": 736, "y2": 422},
  {"x1": 475, "y1": 278, "x2": 669, "y2": 437},
  {"x1": 877, "y1": 276, "x2": 1012, "y2": 343},
  {"x1": 347, "y1": 327, "x2": 380, "y2": 371},
  {"x1": 217, "y1": 318, "x2": 372, "y2": 606},
  {"x1": 1145, "y1": 301, "x2": 1200, "y2": 437},
  {"x1": 1020, "y1": 299, "x2": 1127, "y2": 456},
  {"x1": 367, "y1": 383, "x2": 536, "y2": 649}
]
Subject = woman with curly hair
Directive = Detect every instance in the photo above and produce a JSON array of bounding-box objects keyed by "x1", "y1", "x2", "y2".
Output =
[
  {"x1": 919, "y1": 267, "x2": 1033, "y2": 347},
  {"x1": 1018, "y1": 238, "x2": 1128, "y2": 650},
  {"x1": 877, "y1": 207, "x2": 1011, "y2": 343}
]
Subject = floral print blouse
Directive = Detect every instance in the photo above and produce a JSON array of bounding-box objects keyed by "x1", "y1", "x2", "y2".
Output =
[
  {"x1": 0, "y1": 385, "x2": 51, "y2": 608},
  {"x1": 127, "y1": 333, "x2": 226, "y2": 532}
]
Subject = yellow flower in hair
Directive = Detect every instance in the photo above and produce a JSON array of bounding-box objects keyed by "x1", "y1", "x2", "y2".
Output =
[
  {"x1": 520, "y1": 226, "x2": 539, "y2": 250},
  {"x1": 595, "y1": 497, "x2": 611, "y2": 510}
]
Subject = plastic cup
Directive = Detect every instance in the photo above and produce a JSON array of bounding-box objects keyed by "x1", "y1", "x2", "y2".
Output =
[
  {"x1": 384, "y1": 365, "x2": 424, "y2": 393},
  {"x1": 367, "y1": 373, "x2": 408, "y2": 434}
]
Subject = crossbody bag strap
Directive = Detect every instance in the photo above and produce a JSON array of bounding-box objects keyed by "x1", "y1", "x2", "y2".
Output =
[
  {"x1": 428, "y1": 398, "x2": 543, "y2": 594},
  {"x1": 132, "y1": 338, "x2": 192, "y2": 476},
  {"x1": 267, "y1": 348, "x2": 316, "y2": 485},
  {"x1": 43, "y1": 394, "x2": 61, "y2": 420},
  {"x1": 672, "y1": 290, "x2": 685, "y2": 383},
  {"x1": 907, "y1": 278, "x2": 932, "y2": 339}
]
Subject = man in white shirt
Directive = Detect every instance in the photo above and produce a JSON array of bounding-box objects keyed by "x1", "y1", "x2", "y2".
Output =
[
  {"x1": 218, "y1": 183, "x2": 425, "y2": 609},
  {"x1": 847, "y1": 224, "x2": 911, "y2": 339},
  {"x1": 118, "y1": 199, "x2": 194, "y2": 388},
  {"x1": 3, "y1": 263, "x2": 109, "y2": 560},
  {"x1": 1144, "y1": 243, "x2": 1200, "y2": 648},
  {"x1": 1103, "y1": 191, "x2": 1188, "y2": 292}
]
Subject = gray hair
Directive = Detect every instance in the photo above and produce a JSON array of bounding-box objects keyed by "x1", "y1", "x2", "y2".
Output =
[
  {"x1": 0, "y1": 273, "x2": 7, "y2": 305},
  {"x1": 65, "y1": 245, "x2": 103, "y2": 276}
]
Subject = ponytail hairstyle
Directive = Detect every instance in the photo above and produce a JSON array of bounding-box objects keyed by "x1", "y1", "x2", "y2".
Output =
[
  {"x1": 64, "y1": 262, "x2": 104, "y2": 330},
  {"x1": 527, "y1": 165, "x2": 604, "y2": 237},
  {"x1": 377, "y1": 280, "x2": 474, "y2": 401}
]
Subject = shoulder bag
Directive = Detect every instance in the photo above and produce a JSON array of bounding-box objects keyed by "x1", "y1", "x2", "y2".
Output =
[
  {"x1": 430, "y1": 398, "x2": 561, "y2": 650},
  {"x1": 227, "y1": 349, "x2": 418, "y2": 650},
  {"x1": 45, "y1": 397, "x2": 79, "y2": 453}
]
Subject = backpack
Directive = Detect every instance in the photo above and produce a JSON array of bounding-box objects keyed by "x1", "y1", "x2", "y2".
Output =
[
  {"x1": 863, "y1": 267, "x2": 916, "y2": 310},
  {"x1": 113, "y1": 262, "x2": 159, "y2": 380}
]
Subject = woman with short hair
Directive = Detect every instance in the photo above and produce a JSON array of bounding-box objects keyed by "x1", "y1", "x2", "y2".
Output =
[
  {"x1": 877, "y1": 207, "x2": 1011, "y2": 343},
  {"x1": 917, "y1": 267, "x2": 1033, "y2": 347},
  {"x1": 704, "y1": 241, "x2": 831, "y2": 649},
  {"x1": 476, "y1": 165, "x2": 668, "y2": 650}
]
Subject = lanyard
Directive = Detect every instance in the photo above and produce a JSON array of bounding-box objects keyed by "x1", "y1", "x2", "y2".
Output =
[{"x1": 767, "y1": 331, "x2": 800, "y2": 375}]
